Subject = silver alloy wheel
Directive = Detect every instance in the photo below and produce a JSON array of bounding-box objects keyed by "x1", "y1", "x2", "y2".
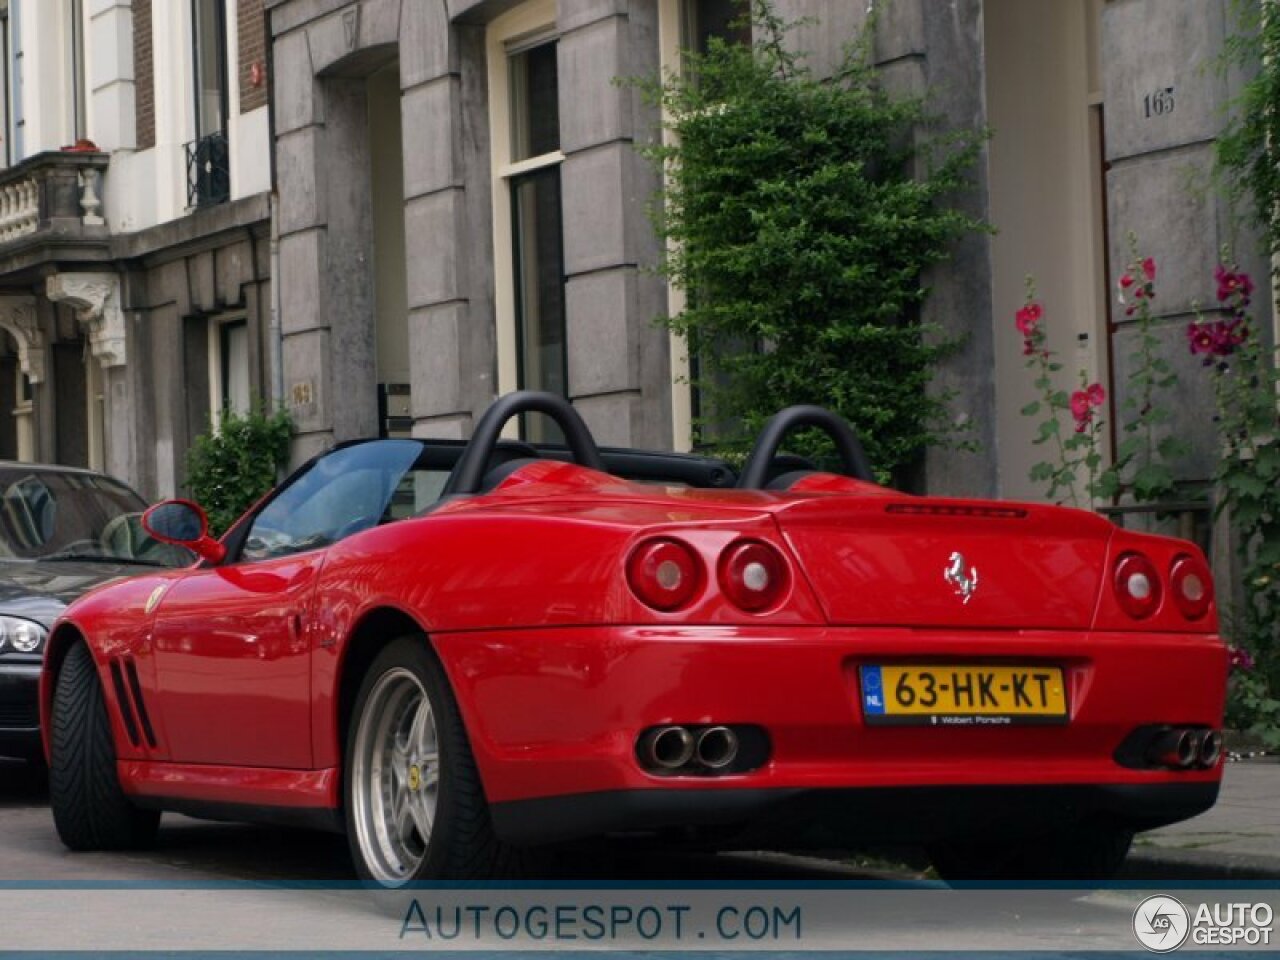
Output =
[{"x1": 350, "y1": 667, "x2": 441, "y2": 885}]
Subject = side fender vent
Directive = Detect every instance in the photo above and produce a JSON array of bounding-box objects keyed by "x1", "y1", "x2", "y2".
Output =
[
  {"x1": 107, "y1": 660, "x2": 140, "y2": 747},
  {"x1": 109, "y1": 657, "x2": 157, "y2": 749},
  {"x1": 123, "y1": 659, "x2": 158, "y2": 748}
]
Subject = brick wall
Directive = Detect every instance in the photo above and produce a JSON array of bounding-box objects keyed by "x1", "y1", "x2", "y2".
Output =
[
  {"x1": 133, "y1": 0, "x2": 154, "y2": 149},
  {"x1": 238, "y1": 0, "x2": 267, "y2": 114}
]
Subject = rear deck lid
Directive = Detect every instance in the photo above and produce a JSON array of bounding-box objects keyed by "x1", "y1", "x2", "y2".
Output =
[{"x1": 774, "y1": 497, "x2": 1114, "y2": 630}]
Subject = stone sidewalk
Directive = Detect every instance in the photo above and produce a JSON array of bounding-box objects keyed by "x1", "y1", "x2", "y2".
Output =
[{"x1": 1123, "y1": 758, "x2": 1280, "y2": 880}]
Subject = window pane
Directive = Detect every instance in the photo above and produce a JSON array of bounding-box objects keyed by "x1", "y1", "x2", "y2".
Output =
[
  {"x1": 192, "y1": 0, "x2": 225, "y2": 136},
  {"x1": 693, "y1": 0, "x2": 750, "y2": 53},
  {"x1": 511, "y1": 166, "x2": 566, "y2": 441},
  {"x1": 220, "y1": 320, "x2": 250, "y2": 416},
  {"x1": 242, "y1": 441, "x2": 423, "y2": 562},
  {"x1": 509, "y1": 41, "x2": 559, "y2": 161}
]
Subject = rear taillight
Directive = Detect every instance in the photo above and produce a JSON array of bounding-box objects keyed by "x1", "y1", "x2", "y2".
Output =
[
  {"x1": 1114, "y1": 552, "x2": 1161, "y2": 619},
  {"x1": 719, "y1": 540, "x2": 789, "y2": 612},
  {"x1": 1170, "y1": 553, "x2": 1213, "y2": 621},
  {"x1": 627, "y1": 538, "x2": 703, "y2": 611}
]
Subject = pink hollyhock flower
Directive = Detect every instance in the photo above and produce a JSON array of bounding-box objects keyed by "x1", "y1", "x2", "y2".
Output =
[
  {"x1": 1069, "y1": 390, "x2": 1092, "y2": 426},
  {"x1": 1015, "y1": 303, "x2": 1042, "y2": 336},
  {"x1": 1229, "y1": 646, "x2": 1255, "y2": 672},
  {"x1": 1142, "y1": 257, "x2": 1156, "y2": 281},
  {"x1": 1119, "y1": 273, "x2": 1134, "y2": 290},
  {"x1": 1086, "y1": 383, "x2": 1105, "y2": 406},
  {"x1": 1188, "y1": 322, "x2": 1216, "y2": 357},
  {"x1": 1215, "y1": 264, "x2": 1255, "y2": 304}
]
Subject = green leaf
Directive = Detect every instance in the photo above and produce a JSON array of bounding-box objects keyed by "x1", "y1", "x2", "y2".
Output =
[{"x1": 1020, "y1": 401, "x2": 1041, "y2": 416}]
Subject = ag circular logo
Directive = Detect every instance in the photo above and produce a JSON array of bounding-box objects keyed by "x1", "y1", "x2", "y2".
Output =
[{"x1": 1133, "y1": 895, "x2": 1191, "y2": 952}]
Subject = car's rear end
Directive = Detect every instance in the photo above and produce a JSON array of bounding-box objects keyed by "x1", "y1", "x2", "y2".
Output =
[{"x1": 433, "y1": 476, "x2": 1224, "y2": 872}]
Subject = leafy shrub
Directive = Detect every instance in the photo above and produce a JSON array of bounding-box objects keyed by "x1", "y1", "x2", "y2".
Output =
[
  {"x1": 185, "y1": 408, "x2": 292, "y2": 536},
  {"x1": 638, "y1": 0, "x2": 985, "y2": 478}
]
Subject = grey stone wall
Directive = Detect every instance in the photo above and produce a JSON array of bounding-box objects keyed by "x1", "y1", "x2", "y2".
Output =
[
  {"x1": 113, "y1": 195, "x2": 272, "y2": 498},
  {"x1": 1102, "y1": 0, "x2": 1271, "y2": 487},
  {"x1": 776, "y1": 0, "x2": 999, "y2": 496},
  {"x1": 557, "y1": 0, "x2": 670, "y2": 447},
  {"x1": 268, "y1": 0, "x2": 675, "y2": 459}
]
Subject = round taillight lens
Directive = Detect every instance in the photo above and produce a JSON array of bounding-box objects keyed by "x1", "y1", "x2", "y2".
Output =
[
  {"x1": 626, "y1": 538, "x2": 703, "y2": 611},
  {"x1": 1114, "y1": 552, "x2": 1161, "y2": 619},
  {"x1": 719, "y1": 540, "x2": 789, "y2": 612},
  {"x1": 1170, "y1": 554, "x2": 1213, "y2": 621}
]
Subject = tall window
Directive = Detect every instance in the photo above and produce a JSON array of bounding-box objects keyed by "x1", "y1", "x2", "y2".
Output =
[
  {"x1": 209, "y1": 315, "x2": 250, "y2": 427},
  {"x1": 8, "y1": 0, "x2": 22, "y2": 162},
  {"x1": 187, "y1": 0, "x2": 230, "y2": 206},
  {"x1": 69, "y1": 0, "x2": 85, "y2": 141},
  {"x1": 661, "y1": 0, "x2": 750, "y2": 448},
  {"x1": 192, "y1": 0, "x2": 227, "y2": 138},
  {"x1": 489, "y1": 2, "x2": 565, "y2": 442},
  {"x1": 682, "y1": 0, "x2": 750, "y2": 55},
  {"x1": 509, "y1": 41, "x2": 565, "y2": 409},
  {"x1": 0, "y1": 2, "x2": 10, "y2": 167}
]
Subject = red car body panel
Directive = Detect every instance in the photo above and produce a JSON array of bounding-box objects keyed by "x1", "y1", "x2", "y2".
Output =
[{"x1": 43, "y1": 459, "x2": 1226, "y2": 845}]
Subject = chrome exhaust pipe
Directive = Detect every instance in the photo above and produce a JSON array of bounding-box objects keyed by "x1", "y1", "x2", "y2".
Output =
[
  {"x1": 1198, "y1": 729, "x2": 1224, "y2": 768},
  {"x1": 639, "y1": 726, "x2": 695, "y2": 770},
  {"x1": 1149, "y1": 728, "x2": 1197, "y2": 769},
  {"x1": 695, "y1": 726, "x2": 739, "y2": 770}
]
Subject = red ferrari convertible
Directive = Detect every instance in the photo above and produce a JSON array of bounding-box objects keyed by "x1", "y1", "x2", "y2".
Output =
[{"x1": 42, "y1": 392, "x2": 1225, "y2": 885}]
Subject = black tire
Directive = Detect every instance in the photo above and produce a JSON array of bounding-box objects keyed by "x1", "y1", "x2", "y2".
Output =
[
  {"x1": 343, "y1": 637, "x2": 524, "y2": 884},
  {"x1": 928, "y1": 823, "x2": 1133, "y2": 884},
  {"x1": 49, "y1": 643, "x2": 160, "y2": 850}
]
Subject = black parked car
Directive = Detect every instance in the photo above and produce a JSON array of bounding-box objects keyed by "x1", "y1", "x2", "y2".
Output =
[{"x1": 0, "y1": 463, "x2": 191, "y2": 764}]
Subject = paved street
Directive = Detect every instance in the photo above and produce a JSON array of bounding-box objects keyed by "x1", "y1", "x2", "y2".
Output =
[
  {"x1": 3, "y1": 758, "x2": 1278, "y2": 884},
  {"x1": 1, "y1": 758, "x2": 1277, "y2": 951}
]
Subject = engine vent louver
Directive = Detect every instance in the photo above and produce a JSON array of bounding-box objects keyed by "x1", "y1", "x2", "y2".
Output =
[
  {"x1": 123, "y1": 659, "x2": 157, "y2": 748},
  {"x1": 109, "y1": 657, "x2": 157, "y2": 749},
  {"x1": 107, "y1": 660, "x2": 140, "y2": 747}
]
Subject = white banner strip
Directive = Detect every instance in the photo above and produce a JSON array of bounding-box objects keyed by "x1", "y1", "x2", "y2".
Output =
[{"x1": 0, "y1": 887, "x2": 1276, "y2": 952}]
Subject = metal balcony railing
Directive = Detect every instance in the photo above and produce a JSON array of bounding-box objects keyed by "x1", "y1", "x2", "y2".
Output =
[{"x1": 185, "y1": 130, "x2": 231, "y2": 209}]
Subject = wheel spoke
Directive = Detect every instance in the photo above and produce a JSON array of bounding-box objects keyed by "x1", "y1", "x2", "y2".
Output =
[
  {"x1": 396, "y1": 799, "x2": 416, "y2": 844},
  {"x1": 412, "y1": 700, "x2": 433, "y2": 755},
  {"x1": 419, "y1": 748, "x2": 440, "y2": 786},
  {"x1": 407, "y1": 794, "x2": 432, "y2": 842}
]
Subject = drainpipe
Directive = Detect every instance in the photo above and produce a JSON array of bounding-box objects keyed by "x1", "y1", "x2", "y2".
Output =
[{"x1": 269, "y1": 191, "x2": 284, "y2": 411}]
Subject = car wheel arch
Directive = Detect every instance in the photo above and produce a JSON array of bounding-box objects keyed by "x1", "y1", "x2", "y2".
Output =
[
  {"x1": 41, "y1": 623, "x2": 90, "y2": 757},
  {"x1": 335, "y1": 606, "x2": 440, "y2": 766}
]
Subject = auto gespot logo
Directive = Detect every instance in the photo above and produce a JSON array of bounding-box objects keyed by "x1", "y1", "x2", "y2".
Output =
[{"x1": 1132, "y1": 895, "x2": 1275, "y2": 951}]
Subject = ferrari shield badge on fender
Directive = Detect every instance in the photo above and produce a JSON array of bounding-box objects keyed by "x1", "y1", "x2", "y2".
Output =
[
  {"x1": 944, "y1": 551, "x2": 979, "y2": 604},
  {"x1": 144, "y1": 584, "x2": 169, "y2": 615}
]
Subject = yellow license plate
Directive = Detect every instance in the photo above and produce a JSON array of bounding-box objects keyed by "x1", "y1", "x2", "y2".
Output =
[{"x1": 860, "y1": 664, "x2": 1067, "y2": 726}]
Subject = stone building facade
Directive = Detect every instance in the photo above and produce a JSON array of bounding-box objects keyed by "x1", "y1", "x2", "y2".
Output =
[
  {"x1": 0, "y1": 0, "x2": 1269, "y2": 517},
  {"x1": 264, "y1": 0, "x2": 1273, "y2": 507},
  {"x1": 0, "y1": 0, "x2": 272, "y2": 498}
]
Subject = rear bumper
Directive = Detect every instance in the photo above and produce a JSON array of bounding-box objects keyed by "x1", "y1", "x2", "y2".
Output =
[
  {"x1": 490, "y1": 781, "x2": 1220, "y2": 847},
  {"x1": 434, "y1": 624, "x2": 1226, "y2": 830}
]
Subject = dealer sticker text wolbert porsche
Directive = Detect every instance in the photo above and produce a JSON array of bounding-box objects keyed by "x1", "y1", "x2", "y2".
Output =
[{"x1": 1133, "y1": 895, "x2": 1274, "y2": 951}]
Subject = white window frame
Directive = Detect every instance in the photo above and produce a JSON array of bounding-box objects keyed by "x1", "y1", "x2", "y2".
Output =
[
  {"x1": 486, "y1": 0, "x2": 562, "y2": 401},
  {"x1": 85, "y1": 351, "x2": 104, "y2": 471},
  {"x1": 207, "y1": 311, "x2": 250, "y2": 431}
]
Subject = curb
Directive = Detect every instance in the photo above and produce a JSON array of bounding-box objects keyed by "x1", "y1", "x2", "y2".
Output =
[{"x1": 1122, "y1": 846, "x2": 1280, "y2": 882}]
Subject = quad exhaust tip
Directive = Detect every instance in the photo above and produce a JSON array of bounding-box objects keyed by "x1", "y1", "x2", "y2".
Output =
[
  {"x1": 1147, "y1": 726, "x2": 1223, "y2": 770},
  {"x1": 637, "y1": 724, "x2": 745, "y2": 774},
  {"x1": 639, "y1": 726, "x2": 695, "y2": 770},
  {"x1": 695, "y1": 726, "x2": 740, "y2": 770}
]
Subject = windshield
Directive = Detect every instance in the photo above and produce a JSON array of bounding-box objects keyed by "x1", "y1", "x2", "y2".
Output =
[{"x1": 0, "y1": 468, "x2": 192, "y2": 567}]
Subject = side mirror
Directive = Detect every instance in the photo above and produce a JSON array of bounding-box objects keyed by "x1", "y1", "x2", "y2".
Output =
[{"x1": 142, "y1": 500, "x2": 226, "y2": 564}]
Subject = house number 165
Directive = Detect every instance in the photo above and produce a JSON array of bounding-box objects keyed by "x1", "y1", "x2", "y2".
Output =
[{"x1": 1143, "y1": 86, "x2": 1175, "y2": 118}]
